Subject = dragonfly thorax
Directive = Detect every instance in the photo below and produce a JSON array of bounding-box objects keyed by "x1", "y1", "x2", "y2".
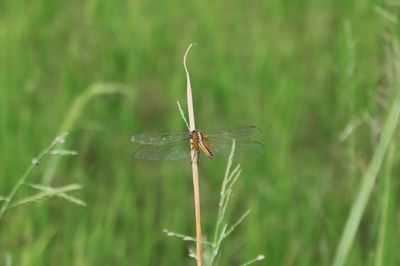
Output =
[{"x1": 190, "y1": 130, "x2": 214, "y2": 158}]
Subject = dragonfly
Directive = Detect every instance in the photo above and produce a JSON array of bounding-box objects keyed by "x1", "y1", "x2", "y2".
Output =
[{"x1": 131, "y1": 126, "x2": 264, "y2": 160}]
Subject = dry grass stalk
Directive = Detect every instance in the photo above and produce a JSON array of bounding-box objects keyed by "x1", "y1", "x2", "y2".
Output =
[{"x1": 183, "y1": 43, "x2": 203, "y2": 266}]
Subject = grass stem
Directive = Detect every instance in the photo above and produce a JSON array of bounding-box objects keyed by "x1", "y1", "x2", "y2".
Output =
[
  {"x1": 332, "y1": 39, "x2": 400, "y2": 266},
  {"x1": 184, "y1": 43, "x2": 203, "y2": 266},
  {"x1": 0, "y1": 133, "x2": 68, "y2": 220}
]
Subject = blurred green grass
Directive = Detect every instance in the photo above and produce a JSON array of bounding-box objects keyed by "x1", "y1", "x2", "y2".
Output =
[{"x1": 0, "y1": 1, "x2": 399, "y2": 265}]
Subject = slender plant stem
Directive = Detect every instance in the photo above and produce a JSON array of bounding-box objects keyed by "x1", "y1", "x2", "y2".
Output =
[
  {"x1": 41, "y1": 83, "x2": 128, "y2": 185},
  {"x1": 374, "y1": 143, "x2": 394, "y2": 266},
  {"x1": 0, "y1": 134, "x2": 66, "y2": 220},
  {"x1": 184, "y1": 43, "x2": 202, "y2": 266},
  {"x1": 332, "y1": 35, "x2": 400, "y2": 266},
  {"x1": 332, "y1": 76, "x2": 400, "y2": 266}
]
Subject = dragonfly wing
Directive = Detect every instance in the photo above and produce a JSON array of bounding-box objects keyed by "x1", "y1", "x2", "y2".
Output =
[
  {"x1": 134, "y1": 141, "x2": 191, "y2": 160},
  {"x1": 205, "y1": 126, "x2": 261, "y2": 140},
  {"x1": 209, "y1": 140, "x2": 264, "y2": 158},
  {"x1": 131, "y1": 131, "x2": 190, "y2": 145}
]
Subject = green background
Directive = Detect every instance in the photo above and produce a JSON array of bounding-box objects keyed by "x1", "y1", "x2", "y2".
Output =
[{"x1": 1, "y1": 1, "x2": 399, "y2": 265}]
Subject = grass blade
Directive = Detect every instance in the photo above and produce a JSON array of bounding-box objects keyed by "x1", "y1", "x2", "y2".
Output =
[
  {"x1": 240, "y1": 255, "x2": 266, "y2": 266},
  {"x1": 9, "y1": 183, "x2": 86, "y2": 208},
  {"x1": 374, "y1": 143, "x2": 394, "y2": 266},
  {"x1": 41, "y1": 83, "x2": 129, "y2": 185},
  {"x1": 0, "y1": 134, "x2": 67, "y2": 220},
  {"x1": 332, "y1": 90, "x2": 400, "y2": 266}
]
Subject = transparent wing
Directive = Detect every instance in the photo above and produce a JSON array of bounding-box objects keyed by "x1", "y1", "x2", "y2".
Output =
[
  {"x1": 134, "y1": 141, "x2": 191, "y2": 160},
  {"x1": 209, "y1": 140, "x2": 264, "y2": 158},
  {"x1": 205, "y1": 126, "x2": 261, "y2": 141},
  {"x1": 131, "y1": 131, "x2": 190, "y2": 145}
]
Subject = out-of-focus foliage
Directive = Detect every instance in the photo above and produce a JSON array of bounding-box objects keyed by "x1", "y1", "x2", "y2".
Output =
[{"x1": 0, "y1": 1, "x2": 399, "y2": 265}]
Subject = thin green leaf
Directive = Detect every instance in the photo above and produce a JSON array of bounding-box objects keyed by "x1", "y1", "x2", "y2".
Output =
[
  {"x1": 48, "y1": 149, "x2": 78, "y2": 156},
  {"x1": 332, "y1": 59, "x2": 400, "y2": 266},
  {"x1": 240, "y1": 255, "x2": 266, "y2": 266}
]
